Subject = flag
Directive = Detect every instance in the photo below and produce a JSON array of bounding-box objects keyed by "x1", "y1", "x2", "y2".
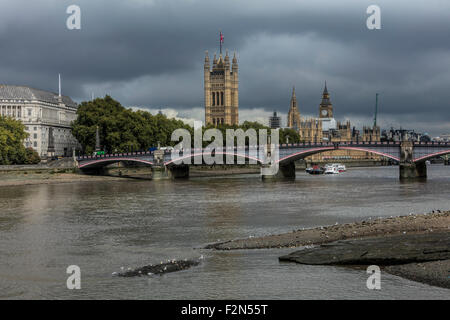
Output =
[{"x1": 220, "y1": 32, "x2": 224, "y2": 44}]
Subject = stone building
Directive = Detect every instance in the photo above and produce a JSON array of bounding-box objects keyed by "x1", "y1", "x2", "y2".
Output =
[
  {"x1": 298, "y1": 118, "x2": 322, "y2": 142},
  {"x1": 204, "y1": 50, "x2": 239, "y2": 126},
  {"x1": 0, "y1": 84, "x2": 79, "y2": 158},
  {"x1": 287, "y1": 87, "x2": 301, "y2": 130},
  {"x1": 361, "y1": 125, "x2": 381, "y2": 142}
]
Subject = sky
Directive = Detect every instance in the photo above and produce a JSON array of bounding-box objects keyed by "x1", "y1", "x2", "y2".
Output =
[{"x1": 0, "y1": 0, "x2": 449, "y2": 136}]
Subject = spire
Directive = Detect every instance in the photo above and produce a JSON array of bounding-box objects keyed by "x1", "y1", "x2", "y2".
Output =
[
  {"x1": 291, "y1": 86, "x2": 297, "y2": 105},
  {"x1": 232, "y1": 51, "x2": 237, "y2": 64},
  {"x1": 320, "y1": 81, "x2": 332, "y2": 108},
  {"x1": 224, "y1": 49, "x2": 230, "y2": 68},
  {"x1": 204, "y1": 50, "x2": 210, "y2": 70}
]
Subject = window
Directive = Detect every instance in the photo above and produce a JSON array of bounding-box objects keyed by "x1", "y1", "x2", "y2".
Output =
[
  {"x1": 221, "y1": 92, "x2": 224, "y2": 106},
  {"x1": 28, "y1": 109, "x2": 32, "y2": 116},
  {"x1": 33, "y1": 142, "x2": 37, "y2": 147},
  {"x1": 212, "y1": 92, "x2": 215, "y2": 106},
  {"x1": 33, "y1": 133, "x2": 37, "y2": 139}
]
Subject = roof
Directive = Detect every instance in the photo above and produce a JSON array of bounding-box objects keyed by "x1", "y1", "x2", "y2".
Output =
[{"x1": 0, "y1": 85, "x2": 77, "y2": 108}]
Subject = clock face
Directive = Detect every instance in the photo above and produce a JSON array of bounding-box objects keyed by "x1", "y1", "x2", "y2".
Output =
[{"x1": 321, "y1": 109, "x2": 328, "y2": 116}]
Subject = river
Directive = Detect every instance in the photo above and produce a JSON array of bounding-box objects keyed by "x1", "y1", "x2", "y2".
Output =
[{"x1": 0, "y1": 165, "x2": 449, "y2": 299}]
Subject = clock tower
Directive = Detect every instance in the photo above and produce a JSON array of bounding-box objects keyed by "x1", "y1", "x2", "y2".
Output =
[{"x1": 319, "y1": 82, "x2": 333, "y2": 118}]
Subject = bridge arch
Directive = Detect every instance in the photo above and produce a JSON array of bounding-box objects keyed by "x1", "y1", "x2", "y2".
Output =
[
  {"x1": 413, "y1": 149, "x2": 450, "y2": 163},
  {"x1": 276, "y1": 146, "x2": 400, "y2": 164},
  {"x1": 78, "y1": 157, "x2": 154, "y2": 170},
  {"x1": 164, "y1": 151, "x2": 263, "y2": 166}
]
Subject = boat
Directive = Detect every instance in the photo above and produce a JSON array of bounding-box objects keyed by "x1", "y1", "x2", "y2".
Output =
[
  {"x1": 306, "y1": 165, "x2": 324, "y2": 174},
  {"x1": 324, "y1": 165, "x2": 339, "y2": 174},
  {"x1": 324, "y1": 163, "x2": 346, "y2": 173}
]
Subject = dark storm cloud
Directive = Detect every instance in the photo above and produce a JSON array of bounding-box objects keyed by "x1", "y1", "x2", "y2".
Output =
[{"x1": 0, "y1": 0, "x2": 449, "y2": 134}]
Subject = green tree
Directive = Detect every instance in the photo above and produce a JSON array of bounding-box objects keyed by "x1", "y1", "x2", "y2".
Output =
[
  {"x1": 71, "y1": 96, "x2": 192, "y2": 154},
  {"x1": 279, "y1": 128, "x2": 300, "y2": 144},
  {"x1": 24, "y1": 147, "x2": 41, "y2": 164},
  {"x1": 0, "y1": 116, "x2": 35, "y2": 164}
]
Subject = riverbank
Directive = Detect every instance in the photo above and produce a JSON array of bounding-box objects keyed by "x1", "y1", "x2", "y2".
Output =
[
  {"x1": 278, "y1": 231, "x2": 450, "y2": 289},
  {"x1": 0, "y1": 165, "x2": 262, "y2": 186},
  {"x1": 206, "y1": 211, "x2": 450, "y2": 289},
  {"x1": 0, "y1": 172, "x2": 129, "y2": 187},
  {"x1": 205, "y1": 210, "x2": 450, "y2": 250}
]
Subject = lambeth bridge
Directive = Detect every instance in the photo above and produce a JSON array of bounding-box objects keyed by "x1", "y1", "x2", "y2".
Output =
[{"x1": 76, "y1": 141, "x2": 450, "y2": 180}]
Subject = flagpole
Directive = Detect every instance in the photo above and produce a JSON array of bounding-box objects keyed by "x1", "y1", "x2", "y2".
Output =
[{"x1": 219, "y1": 31, "x2": 222, "y2": 55}]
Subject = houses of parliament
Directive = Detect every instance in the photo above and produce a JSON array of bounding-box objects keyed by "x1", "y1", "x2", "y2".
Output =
[
  {"x1": 286, "y1": 83, "x2": 380, "y2": 144},
  {"x1": 203, "y1": 43, "x2": 381, "y2": 160},
  {"x1": 286, "y1": 83, "x2": 381, "y2": 161}
]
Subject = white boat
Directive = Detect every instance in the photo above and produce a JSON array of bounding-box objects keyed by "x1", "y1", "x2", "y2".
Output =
[
  {"x1": 323, "y1": 163, "x2": 346, "y2": 174},
  {"x1": 324, "y1": 165, "x2": 339, "y2": 174}
]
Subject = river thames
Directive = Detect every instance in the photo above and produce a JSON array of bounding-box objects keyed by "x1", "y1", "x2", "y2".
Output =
[{"x1": 0, "y1": 165, "x2": 449, "y2": 299}]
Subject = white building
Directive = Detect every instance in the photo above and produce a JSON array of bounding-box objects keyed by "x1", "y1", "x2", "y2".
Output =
[{"x1": 0, "y1": 84, "x2": 79, "y2": 157}]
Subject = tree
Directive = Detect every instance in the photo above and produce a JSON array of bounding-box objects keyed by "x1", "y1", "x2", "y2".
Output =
[
  {"x1": 279, "y1": 128, "x2": 300, "y2": 144},
  {"x1": 0, "y1": 116, "x2": 38, "y2": 164},
  {"x1": 24, "y1": 147, "x2": 41, "y2": 164},
  {"x1": 71, "y1": 96, "x2": 192, "y2": 154}
]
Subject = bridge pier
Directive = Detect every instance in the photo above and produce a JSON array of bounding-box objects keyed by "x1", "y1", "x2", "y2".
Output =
[
  {"x1": 261, "y1": 162, "x2": 296, "y2": 180},
  {"x1": 399, "y1": 162, "x2": 427, "y2": 180},
  {"x1": 444, "y1": 155, "x2": 449, "y2": 165},
  {"x1": 167, "y1": 164, "x2": 190, "y2": 179},
  {"x1": 399, "y1": 141, "x2": 427, "y2": 180}
]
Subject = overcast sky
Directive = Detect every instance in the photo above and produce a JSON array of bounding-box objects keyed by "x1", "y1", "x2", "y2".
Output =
[{"x1": 0, "y1": 0, "x2": 449, "y2": 135}]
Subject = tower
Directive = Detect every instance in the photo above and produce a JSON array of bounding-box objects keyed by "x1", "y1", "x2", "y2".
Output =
[
  {"x1": 319, "y1": 81, "x2": 333, "y2": 118},
  {"x1": 204, "y1": 36, "x2": 239, "y2": 126},
  {"x1": 287, "y1": 87, "x2": 301, "y2": 129}
]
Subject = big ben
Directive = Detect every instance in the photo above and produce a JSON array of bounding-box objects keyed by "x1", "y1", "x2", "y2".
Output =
[{"x1": 319, "y1": 82, "x2": 333, "y2": 118}]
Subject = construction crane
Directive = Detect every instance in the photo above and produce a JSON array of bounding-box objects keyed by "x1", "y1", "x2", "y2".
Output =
[{"x1": 373, "y1": 93, "x2": 379, "y2": 127}]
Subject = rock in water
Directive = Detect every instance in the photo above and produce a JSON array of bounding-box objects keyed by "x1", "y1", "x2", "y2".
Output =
[
  {"x1": 279, "y1": 232, "x2": 450, "y2": 265},
  {"x1": 117, "y1": 259, "x2": 200, "y2": 277}
]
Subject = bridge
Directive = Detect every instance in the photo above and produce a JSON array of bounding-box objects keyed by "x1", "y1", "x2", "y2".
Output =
[{"x1": 76, "y1": 141, "x2": 450, "y2": 180}]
